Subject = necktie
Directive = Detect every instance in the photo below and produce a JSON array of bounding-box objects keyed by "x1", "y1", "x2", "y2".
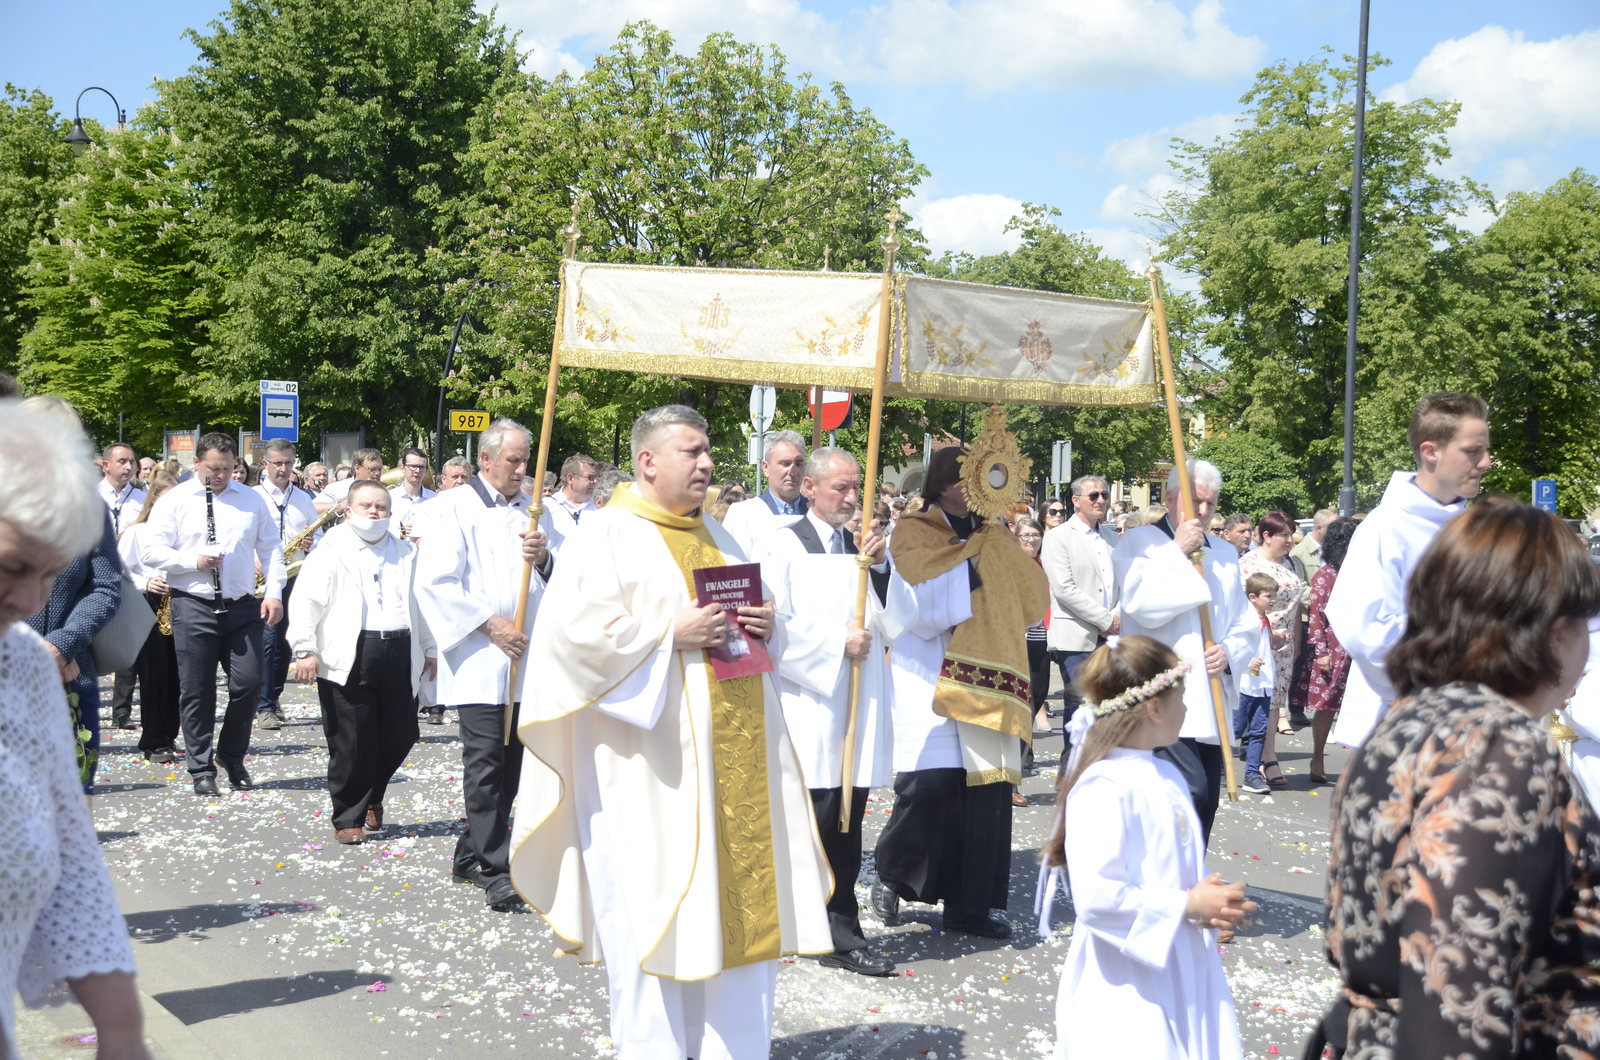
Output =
[{"x1": 829, "y1": 529, "x2": 845, "y2": 554}]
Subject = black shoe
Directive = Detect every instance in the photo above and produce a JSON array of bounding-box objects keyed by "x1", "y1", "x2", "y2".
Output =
[
  {"x1": 221, "y1": 762, "x2": 255, "y2": 791},
  {"x1": 425, "y1": 708, "x2": 445, "y2": 725},
  {"x1": 144, "y1": 747, "x2": 178, "y2": 764},
  {"x1": 817, "y1": 947, "x2": 896, "y2": 977},
  {"x1": 451, "y1": 864, "x2": 486, "y2": 889},
  {"x1": 256, "y1": 710, "x2": 283, "y2": 731},
  {"x1": 192, "y1": 776, "x2": 219, "y2": 797},
  {"x1": 485, "y1": 878, "x2": 525, "y2": 912},
  {"x1": 870, "y1": 882, "x2": 901, "y2": 926},
  {"x1": 113, "y1": 713, "x2": 137, "y2": 730},
  {"x1": 943, "y1": 911, "x2": 1012, "y2": 939}
]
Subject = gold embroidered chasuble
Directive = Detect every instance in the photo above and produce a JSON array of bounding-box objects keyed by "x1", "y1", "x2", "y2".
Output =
[
  {"x1": 893, "y1": 508, "x2": 1050, "y2": 749},
  {"x1": 609, "y1": 487, "x2": 782, "y2": 968}
]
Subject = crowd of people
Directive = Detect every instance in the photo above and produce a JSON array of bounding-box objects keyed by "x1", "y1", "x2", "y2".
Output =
[{"x1": 6, "y1": 377, "x2": 1600, "y2": 1058}]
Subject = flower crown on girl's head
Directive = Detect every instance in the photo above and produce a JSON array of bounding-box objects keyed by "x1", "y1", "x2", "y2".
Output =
[{"x1": 1087, "y1": 635, "x2": 1191, "y2": 717}]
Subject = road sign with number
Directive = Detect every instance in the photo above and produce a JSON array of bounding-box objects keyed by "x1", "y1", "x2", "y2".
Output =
[
  {"x1": 259, "y1": 380, "x2": 298, "y2": 442},
  {"x1": 449, "y1": 409, "x2": 490, "y2": 432}
]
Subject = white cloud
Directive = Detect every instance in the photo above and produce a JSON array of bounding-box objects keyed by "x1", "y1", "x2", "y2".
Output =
[
  {"x1": 870, "y1": 0, "x2": 1264, "y2": 93},
  {"x1": 1384, "y1": 25, "x2": 1600, "y2": 163},
  {"x1": 1100, "y1": 112, "x2": 1236, "y2": 180},
  {"x1": 910, "y1": 192, "x2": 1027, "y2": 256},
  {"x1": 487, "y1": 0, "x2": 1264, "y2": 92},
  {"x1": 1099, "y1": 174, "x2": 1184, "y2": 225}
]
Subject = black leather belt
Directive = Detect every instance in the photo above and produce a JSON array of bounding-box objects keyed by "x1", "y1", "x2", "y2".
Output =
[
  {"x1": 360, "y1": 629, "x2": 410, "y2": 640},
  {"x1": 171, "y1": 589, "x2": 253, "y2": 606}
]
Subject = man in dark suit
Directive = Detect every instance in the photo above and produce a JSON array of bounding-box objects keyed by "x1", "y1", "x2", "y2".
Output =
[
  {"x1": 754, "y1": 447, "x2": 901, "y2": 976},
  {"x1": 720, "y1": 430, "x2": 809, "y2": 553}
]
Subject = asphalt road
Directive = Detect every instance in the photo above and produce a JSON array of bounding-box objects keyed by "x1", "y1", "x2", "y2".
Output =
[{"x1": 19, "y1": 673, "x2": 1344, "y2": 1059}]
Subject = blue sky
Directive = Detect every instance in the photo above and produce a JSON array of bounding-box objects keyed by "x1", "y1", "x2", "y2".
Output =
[{"x1": 6, "y1": 0, "x2": 1598, "y2": 270}]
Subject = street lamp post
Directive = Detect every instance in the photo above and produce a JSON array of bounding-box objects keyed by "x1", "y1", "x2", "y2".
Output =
[
  {"x1": 1339, "y1": 0, "x2": 1372, "y2": 518},
  {"x1": 63, "y1": 86, "x2": 127, "y2": 154},
  {"x1": 433, "y1": 311, "x2": 484, "y2": 474}
]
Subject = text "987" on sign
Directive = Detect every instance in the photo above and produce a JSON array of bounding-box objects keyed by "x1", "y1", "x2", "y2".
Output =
[{"x1": 449, "y1": 410, "x2": 489, "y2": 432}]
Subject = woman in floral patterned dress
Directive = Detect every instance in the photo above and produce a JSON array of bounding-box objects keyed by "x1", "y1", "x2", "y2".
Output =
[
  {"x1": 1303, "y1": 518, "x2": 1359, "y2": 783},
  {"x1": 1318, "y1": 497, "x2": 1600, "y2": 1059},
  {"x1": 1238, "y1": 511, "x2": 1302, "y2": 788}
]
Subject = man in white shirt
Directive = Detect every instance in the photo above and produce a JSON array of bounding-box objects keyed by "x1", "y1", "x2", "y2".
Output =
[
  {"x1": 755, "y1": 447, "x2": 904, "y2": 977},
  {"x1": 303, "y1": 462, "x2": 330, "y2": 493},
  {"x1": 1112, "y1": 458, "x2": 1257, "y2": 846},
  {"x1": 719, "y1": 430, "x2": 808, "y2": 554},
  {"x1": 1039, "y1": 474, "x2": 1120, "y2": 732},
  {"x1": 1326, "y1": 392, "x2": 1490, "y2": 747},
  {"x1": 98, "y1": 442, "x2": 149, "y2": 729},
  {"x1": 142, "y1": 433, "x2": 286, "y2": 796},
  {"x1": 436, "y1": 456, "x2": 472, "y2": 491},
  {"x1": 543, "y1": 452, "x2": 598, "y2": 553},
  {"x1": 315, "y1": 447, "x2": 383, "y2": 514},
  {"x1": 254, "y1": 438, "x2": 319, "y2": 730},
  {"x1": 413, "y1": 418, "x2": 552, "y2": 912},
  {"x1": 387, "y1": 447, "x2": 437, "y2": 540}
]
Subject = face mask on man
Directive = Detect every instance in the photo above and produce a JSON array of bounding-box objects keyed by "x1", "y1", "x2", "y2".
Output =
[{"x1": 350, "y1": 515, "x2": 391, "y2": 544}]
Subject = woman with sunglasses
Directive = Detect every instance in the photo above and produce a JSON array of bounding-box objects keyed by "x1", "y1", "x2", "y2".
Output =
[{"x1": 1042, "y1": 497, "x2": 1069, "y2": 530}]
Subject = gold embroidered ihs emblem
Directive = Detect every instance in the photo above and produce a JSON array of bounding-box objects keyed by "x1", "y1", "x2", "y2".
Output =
[{"x1": 1019, "y1": 320, "x2": 1053, "y2": 374}]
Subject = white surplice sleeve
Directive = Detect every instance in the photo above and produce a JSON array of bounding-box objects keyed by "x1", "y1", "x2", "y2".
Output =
[
  {"x1": 1324, "y1": 522, "x2": 1405, "y2": 704},
  {"x1": 1113, "y1": 534, "x2": 1211, "y2": 629},
  {"x1": 6, "y1": 629, "x2": 134, "y2": 1008},
  {"x1": 758, "y1": 539, "x2": 847, "y2": 699},
  {"x1": 413, "y1": 500, "x2": 496, "y2": 654},
  {"x1": 1063, "y1": 774, "x2": 1189, "y2": 968},
  {"x1": 897, "y1": 564, "x2": 974, "y2": 639}
]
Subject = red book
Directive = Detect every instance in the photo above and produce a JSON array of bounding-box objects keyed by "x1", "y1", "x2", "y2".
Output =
[{"x1": 691, "y1": 562, "x2": 774, "y2": 680}]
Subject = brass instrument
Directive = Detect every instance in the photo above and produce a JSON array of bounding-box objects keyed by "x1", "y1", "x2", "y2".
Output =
[{"x1": 255, "y1": 502, "x2": 345, "y2": 596}]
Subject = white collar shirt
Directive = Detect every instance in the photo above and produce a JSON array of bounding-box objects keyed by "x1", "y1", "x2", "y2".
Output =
[
  {"x1": 140, "y1": 477, "x2": 287, "y2": 599},
  {"x1": 1068, "y1": 512, "x2": 1115, "y2": 609},
  {"x1": 353, "y1": 540, "x2": 412, "y2": 632},
  {"x1": 98, "y1": 479, "x2": 147, "y2": 535},
  {"x1": 388, "y1": 485, "x2": 437, "y2": 533},
  {"x1": 254, "y1": 480, "x2": 318, "y2": 552}
]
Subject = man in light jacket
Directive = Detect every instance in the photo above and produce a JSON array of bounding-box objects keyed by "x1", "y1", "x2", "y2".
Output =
[
  {"x1": 1039, "y1": 474, "x2": 1120, "y2": 733},
  {"x1": 289, "y1": 480, "x2": 435, "y2": 845}
]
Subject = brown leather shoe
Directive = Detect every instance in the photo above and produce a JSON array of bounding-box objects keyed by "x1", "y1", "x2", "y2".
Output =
[
  {"x1": 335, "y1": 827, "x2": 364, "y2": 845},
  {"x1": 364, "y1": 805, "x2": 383, "y2": 833}
]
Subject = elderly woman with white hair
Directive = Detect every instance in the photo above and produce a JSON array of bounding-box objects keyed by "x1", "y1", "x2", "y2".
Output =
[
  {"x1": 1111, "y1": 458, "x2": 1259, "y2": 846},
  {"x1": 0, "y1": 399, "x2": 151, "y2": 1058}
]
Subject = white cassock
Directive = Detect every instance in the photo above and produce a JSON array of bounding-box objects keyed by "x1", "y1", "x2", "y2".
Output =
[
  {"x1": 509, "y1": 487, "x2": 832, "y2": 1060},
  {"x1": 1324, "y1": 471, "x2": 1464, "y2": 747},
  {"x1": 412, "y1": 482, "x2": 553, "y2": 706},
  {"x1": 887, "y1": 559, "x2": 975, "y2": 771},
  {"x1": 754, "y1": 523, "x2": 912, "y2": 790},
  {"x1": 1053, "y1": 748, "x2": 1244, "y2": 1060},
  {"x1": 1111, "y1": 526, "x2": 1256, "y2": 743},
  {"x1": 542, "y1": 494, "x2": 595, "y2": 555},
  {"x1": 1565, "y1": 627, "x2": 1600, "y2": 813},
  {"x1": 719, "y1": 496, "x2": 801, "y2": 557}
]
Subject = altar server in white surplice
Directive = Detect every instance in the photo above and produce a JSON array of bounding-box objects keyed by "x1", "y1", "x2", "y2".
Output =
[
  {"x1": 718, "y1": 430, "x2": 808, "y2": 555},
  {"x1": 754, "y1": 446, "x2": 912, "y2": 979},
  {"x1": 510, "y1": 405, "x2": 831, "y2": 1060},
  {"x1": 1566, "y1": 625, "x2": 1600, "y2": 814},
  {"x1": 1325, "y1": 392, "x2": 1490, "y2": 748}
]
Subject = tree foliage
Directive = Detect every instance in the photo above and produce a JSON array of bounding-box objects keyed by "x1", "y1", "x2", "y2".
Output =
[
  {"x1": 1195, "y1": 429, "x2": 1313, "y2": 516},
  {"x1": 0, "y1": 84, "x2": 75, "y2": 375},
  {"x1": 160, "y1": 0, "x2": 520, "y2": 445},
  {"x1": 462, "y1": 21, "x2": 929, "y2": 471},
  {"x1": 17, "y1": 113, "x2": 213, "y2": 451}
]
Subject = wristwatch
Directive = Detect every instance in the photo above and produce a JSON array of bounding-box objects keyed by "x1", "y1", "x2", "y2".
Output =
[{"x1": 294, "y1": 650, "x2": 316, "y2": 660}]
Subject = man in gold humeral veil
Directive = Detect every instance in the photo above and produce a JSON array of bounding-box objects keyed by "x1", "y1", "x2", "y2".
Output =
[{"x1": 509, "y1": 404, "x2": 832, "y2": 1059}]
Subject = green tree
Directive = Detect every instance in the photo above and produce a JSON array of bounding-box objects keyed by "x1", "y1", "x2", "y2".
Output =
[
  {"x1": 1162, "y1": 50, "x2": 1487, "y2": 507},
  {"x1": 0, "y1": 85, "x2": 75, "y2": 375},
  {"x1": 462, "y1": 21, "x2": 928, "y2": 470},
  {"x1": 161, "y1": 0, "x2": 520, "y2": 446},
  {"x1": 1195, "y1": 429, "x2": 1313, "y2": 516},
  {"x1": 17, "y1": 112, "x2": 213, "y2": 451}
]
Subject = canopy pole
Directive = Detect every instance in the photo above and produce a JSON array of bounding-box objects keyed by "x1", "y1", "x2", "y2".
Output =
[
  {"x1": 838, "y1": 207, "x2": 901, "y2": 831},
  {"x1": 504, "y1": 203, "x2": 581, "y2": 744},
  {"x1": 1145, "y1": 264, "x2": 1238, "y2": 802}
]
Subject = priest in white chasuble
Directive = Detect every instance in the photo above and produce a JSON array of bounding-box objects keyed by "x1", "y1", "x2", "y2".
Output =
[
  {"x1": 510, "y1": 404, "x2": 832, "y2": 1060},
  {"x1": 753, "y1": 446, "x2": 915, "y2": 978},
  {"x1": 871, "y1": 439, "x2": 1049, "y2": 940}
]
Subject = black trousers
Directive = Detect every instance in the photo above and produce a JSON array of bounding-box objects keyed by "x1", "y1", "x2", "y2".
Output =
[
  {"x1": 874, "y1": 768, "x2": 1012, "y2": 916},
  {"x1": 110, "y1": 666, "x2": 136, "y2": 724},
  {"x1": 133, "y1": 592, "x2": 181, "y2": 753},
  {"x1": 317, "y1": 634, "x2": 418, "y2": 830},
  {"x1": 258, "y1": 576, "x2": 295, "y2": 713},
  {"x1": 452, "y1": 701, "x2": 524, "y2": 885},
  {"x1": 171, "y1": 592, "x2": 263, "y2": 779},
  {"x1": 809, "y1": 786, "x2": 870, "y2": 952},
  {"x1": 1158, "y1": 736, "x2": 1224, "y2": 848}
]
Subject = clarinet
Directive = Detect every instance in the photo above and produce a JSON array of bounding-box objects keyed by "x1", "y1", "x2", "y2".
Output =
[{"x1": 204, "y1": 484, "x2": 225, "y2": 610}]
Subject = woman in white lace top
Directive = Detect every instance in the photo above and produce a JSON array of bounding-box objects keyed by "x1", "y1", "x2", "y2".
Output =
[{"x1": 0, "y1": 399, "x2": 147, "y2": 1059}]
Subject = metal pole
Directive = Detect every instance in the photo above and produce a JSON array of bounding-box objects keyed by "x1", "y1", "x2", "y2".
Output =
[
  {"x1": 1340, "y1": 0, "x2": 1371, "y2": 518},
  {"x1": 435, "y1": 312, "x2": 469, "y2": 474}
]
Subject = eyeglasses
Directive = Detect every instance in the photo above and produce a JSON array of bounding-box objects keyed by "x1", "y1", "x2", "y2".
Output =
[
  {"x1": 403, "y1": 463, "x2": 427, "y2": 471},
  {"x1": 1079, "y1": 491, "x2": 1109, "y2": 501},
  {"x1": 1046, "y1": 507, "x2": 1066, "y2": 516}
]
